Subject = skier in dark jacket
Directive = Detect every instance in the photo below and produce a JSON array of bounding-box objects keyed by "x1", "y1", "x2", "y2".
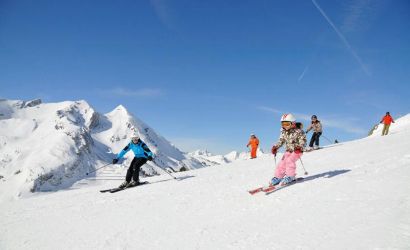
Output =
[{"x1": 112, "y1": 134, "x2": 154, "y2": 188}]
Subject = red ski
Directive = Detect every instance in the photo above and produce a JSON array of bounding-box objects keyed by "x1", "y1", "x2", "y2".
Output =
[
  {"x1": 264, "y1": 177, "x2": 305, "y2": 195},
  {"x1": 248, "y1": 187, "x2": 265, "y2": 195},
  {"x1": 248, "y1": 177, "x2": 305, "y2": 195},
  {"x1": 248, "y1": 185, "x2": 276, "y2": 195}
]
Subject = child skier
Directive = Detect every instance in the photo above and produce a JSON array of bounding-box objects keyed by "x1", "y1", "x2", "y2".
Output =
[
  {"x1": 112, "y1": 134, "x2": 154, "y2": 188},
  {"x1": 270, "y1": 114, "x2": 307, "y2": 185},
  {"x1": 247, "y1": 134, "x2": 260, "y2": 159}
]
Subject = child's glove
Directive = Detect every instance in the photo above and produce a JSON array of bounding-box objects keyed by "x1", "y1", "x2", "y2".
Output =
[{"x1": 271, "y1": 146, "x2": 278, "y2": 156}]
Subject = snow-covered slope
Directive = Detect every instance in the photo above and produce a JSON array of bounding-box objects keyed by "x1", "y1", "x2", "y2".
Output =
[
  {"x1": 188, "y1": 149, "x2": 230, "y2": 166},
  {"x1": 189, "y1": 148, "x2": 265, "y2": 166},
  {"x1": 1, "y1": 112, "x2": 409, "y2": 249},
  {"x1": 369, "y1": 114, "x2": 410, "y2": 137},
  {"x1": 0, "y1": 99, "x2": 204, "y2": 200}
]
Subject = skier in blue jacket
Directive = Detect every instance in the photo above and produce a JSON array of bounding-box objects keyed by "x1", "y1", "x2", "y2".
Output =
[{"x1": 112, "y1": 134, "x2": 154, "y2": 188}]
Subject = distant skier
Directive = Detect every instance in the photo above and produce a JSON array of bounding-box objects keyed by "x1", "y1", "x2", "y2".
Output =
[
  {"x1": 271, "y1": 114, "x2": 307, "y2": 185},
  {"x1": 305, "y1": 115, "x2": 322, "y2": 150},
  {"x1": 247, "y1": 134, "x2": 260, "y2": 159},
  {"x1": 380, "y1": 112, "x2": 395, "y2": 136},
  {"x1": 112, "y1": 134, "x2": 154, "y2": 188}
]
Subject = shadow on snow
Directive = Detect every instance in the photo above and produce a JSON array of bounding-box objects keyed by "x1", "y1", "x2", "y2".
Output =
[{"x1": 301, "y1": 169, "x2": 351, "y2": 183}]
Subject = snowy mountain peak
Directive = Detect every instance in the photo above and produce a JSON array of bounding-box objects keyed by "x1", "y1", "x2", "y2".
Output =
[{"x1": 110, "y1": 104, "x2": 129, "y2": 116}]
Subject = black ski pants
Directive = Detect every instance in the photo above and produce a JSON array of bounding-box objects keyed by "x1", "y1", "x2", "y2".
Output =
[
  {"x1": 125, "y1": 157, "x2": 147, "y2": 183},
  {"x1": 309, "y1": 132, "x2": 322, "y2": 147}
]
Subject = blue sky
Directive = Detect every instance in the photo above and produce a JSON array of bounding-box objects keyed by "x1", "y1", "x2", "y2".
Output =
[{"x1": 1, "y1": 0, "x2": 409, "y2": 154}]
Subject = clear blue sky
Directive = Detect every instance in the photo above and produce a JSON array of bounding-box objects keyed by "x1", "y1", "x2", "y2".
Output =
[{"x1": 1, "y1": 0, "x2": 409, "y2": 154}]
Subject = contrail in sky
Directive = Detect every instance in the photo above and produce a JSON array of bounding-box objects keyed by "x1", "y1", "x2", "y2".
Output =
[
  {"x1": 298, "y1": 65, "x2": 309, "y2": 82},
  {"x1": 311, "y1": 0, "x2": 371, "y2": 76}
]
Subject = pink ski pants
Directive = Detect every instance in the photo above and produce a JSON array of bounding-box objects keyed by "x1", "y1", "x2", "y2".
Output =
[{"x1": 275, "y1": 151, "x2": 302, "y2": 178}]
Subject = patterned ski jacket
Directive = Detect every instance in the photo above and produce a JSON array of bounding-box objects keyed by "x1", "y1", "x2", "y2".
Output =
[
  {"x1": 274, "y1": 128, "x2": 307, "y2": 152},
  {"x1": 306, "y1": 121, "x2": 322, "y2": 133},
  {"x1": 117, "y1": 139, "x2": 154, "y2": 159}
]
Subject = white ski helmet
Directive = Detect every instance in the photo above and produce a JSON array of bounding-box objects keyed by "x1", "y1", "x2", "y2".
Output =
[
  {"x1": 280, "y1": 113, "x2": 296, "y2": 122},
  {"x1": 131, "y1": 132, "x2": 140, "y2": 140}
]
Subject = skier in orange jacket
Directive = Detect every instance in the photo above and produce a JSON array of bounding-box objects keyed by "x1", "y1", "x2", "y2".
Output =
[
  {"x1": 247, "y1": 134, "x2": 259, "y2": 159},
  {"x1": 380, "y1": 112, "x2": 395, "y2": 136}
]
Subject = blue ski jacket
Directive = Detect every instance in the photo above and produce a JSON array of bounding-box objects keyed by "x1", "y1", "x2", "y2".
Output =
[{"x1": 116, "y1": 140, "x2": 154, "y2": 159}]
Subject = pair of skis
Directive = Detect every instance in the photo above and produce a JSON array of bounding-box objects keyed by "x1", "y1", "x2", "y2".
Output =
[
  {"x1": 100, "y1": 181, "x2": 149, "y2": 193},
  {"x1": 248, "y1": 177, "x2": 304, "y2": 195}
]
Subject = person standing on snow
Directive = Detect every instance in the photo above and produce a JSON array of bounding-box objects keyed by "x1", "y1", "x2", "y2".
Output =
[
  {"x1": 380, "y1": 112, "x2": 395, "y2": 136},
  {"x1": 270, "y1": 114, "x2": 306, "y2": 185},
  {"x1": 247, "y1": 134, "x2": 260, "y2": 159},
  {"x1": 112, "y1": 134, "x2": 154, "y2": 188},
  {"x1": 305, "y1": 115, "x2": 322, "y2": 150}
]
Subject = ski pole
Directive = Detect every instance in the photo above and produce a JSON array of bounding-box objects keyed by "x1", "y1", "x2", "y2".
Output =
[
  {"x1": 322, "y1": 135, "x2": 334, "y2": 144},
  {"x1": 299, "y1": 158, "x2": 308, "y2": 175},
  {"x1": 153, "y1": 158, "x2": 177, "y2": 180},
  {"x1": 86, "y1": 163, "x2": 112, "y2": 175},
  {"x1": 157, "y1": 165, "x2": 177, "y2": 180}
]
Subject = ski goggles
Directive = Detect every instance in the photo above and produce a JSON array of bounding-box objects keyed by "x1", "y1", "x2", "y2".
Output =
[{"x1": 281, "y1": 121, "x2": 292, "y2": 127}]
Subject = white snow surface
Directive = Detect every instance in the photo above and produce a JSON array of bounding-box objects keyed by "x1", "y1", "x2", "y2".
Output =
[{"x1": 1, "y1": 110, "x2": 410, "y2": 249}]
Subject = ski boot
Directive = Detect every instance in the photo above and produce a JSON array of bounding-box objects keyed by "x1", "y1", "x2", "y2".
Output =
[
  {"x1": 118, "y1": 181, "x2": 129, "y2": 189},
  {"x1": 305, "y1": 147, "x2": 313, "y2": 152},
  {"x1": 271, "y1": 177, "x2": 282, "y2": 186},
  {"x1": 126, "y1": 180, "x2": 140, "y2": 188},
  {"x1": 281, "y1": 176, "x2": 296, "y2": 185}
]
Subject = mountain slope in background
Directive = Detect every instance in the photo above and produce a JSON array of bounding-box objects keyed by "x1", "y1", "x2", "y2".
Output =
[
  {"x1": 0, "y1": 99, "x2": 205, "y2": 200},
  {"x1": 189, "y1": 148, "x2": 265, "y2": 166}
]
